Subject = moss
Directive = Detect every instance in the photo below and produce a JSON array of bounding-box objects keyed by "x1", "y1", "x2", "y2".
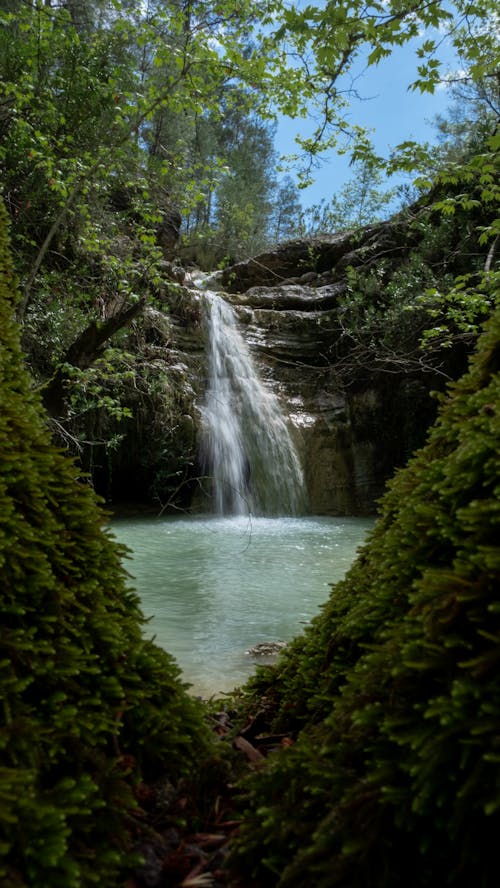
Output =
[
  {"x1": 0, "y1": 199, "x2": 211, "y2": 886},
  {"x1": 229, "y1": 292, "x2": 500, "y2": 886}
]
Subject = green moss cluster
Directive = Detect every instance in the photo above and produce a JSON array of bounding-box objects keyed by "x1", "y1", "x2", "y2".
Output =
[
  {"x1": 0, "y1": 199, "x2": 210, "y2": 886},
  {"x1": 230, "y1": 294, "x2": 500, "y2": 886}
]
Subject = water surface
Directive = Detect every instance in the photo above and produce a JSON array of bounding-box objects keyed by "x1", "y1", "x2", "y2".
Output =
[{"x1": 111, "y1": 515, "x2": 372, "y2": 697}]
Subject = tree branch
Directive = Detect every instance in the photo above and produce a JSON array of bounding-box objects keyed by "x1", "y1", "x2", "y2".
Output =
[
  {"x1": 40, "y1": 297, "x2": 146, "y2": 417},
  {"x1": 17, "y1": 57, "x2": 194, "y2": 320}
]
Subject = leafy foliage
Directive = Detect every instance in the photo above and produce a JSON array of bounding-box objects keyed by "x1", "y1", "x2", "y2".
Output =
[
  {"x1": 298, "y1": 160, "x2": 397, "y2": 235},
  {"x1": 267, "y1": 0, "x2": 499, "y2": 173},
  {"x1": 0, "y1": 200, "x2": 211, "y2": 886},
  {"x1": 323, "y1": 137, "x2": 499, "y2": 381},
  {"x1": 0, "y1": 0, "x2": 308, "y2": 463},
  {"x1": 229, "y1": 292, "x2": 500, "y2": 887}
]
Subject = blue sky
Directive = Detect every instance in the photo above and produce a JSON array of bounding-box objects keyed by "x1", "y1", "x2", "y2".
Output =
[{"x1": 276, "y1": 40, "x2": 457, "y2": 209}]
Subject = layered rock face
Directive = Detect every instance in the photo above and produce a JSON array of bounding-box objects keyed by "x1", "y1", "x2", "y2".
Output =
[
  {"x1": 200, "y1": 227, "x2": 441, "y2": 515},
  {"x1": 221, "y1": 283, "x2": 431, "y2": 515},
  {"x1": 103, "y1": 221, "x2": 467, "y2": 515}
]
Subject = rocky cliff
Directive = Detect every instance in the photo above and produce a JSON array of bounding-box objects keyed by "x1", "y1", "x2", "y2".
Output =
[
  {"x1": 92, "y1": 213, "x2": 474, "y2": 515},
  {"x1": 194, "y1": 219, "x2": 468, "y2": 515}
]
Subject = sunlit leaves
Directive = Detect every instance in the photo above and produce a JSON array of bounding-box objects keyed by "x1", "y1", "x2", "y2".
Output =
[
  {"x1": 418, "y1": 271, "x2": 498, "y2": 349},
  {"x1": 411, "y1": 58, "x2": 443, "y2": 94}
]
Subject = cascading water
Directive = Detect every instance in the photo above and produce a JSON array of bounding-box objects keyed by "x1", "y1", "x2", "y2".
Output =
[{"x1": 199, "y1": 291, "x2": 306, "y2": 516}]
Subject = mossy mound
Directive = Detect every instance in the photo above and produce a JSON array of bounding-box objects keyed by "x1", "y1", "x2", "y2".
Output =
[
  {"x1": 229, "y1": 295, "x2": 500, "y2": 886},
  {"x1": 0, "y1": 200, "x2": 211, "y2": 886}
]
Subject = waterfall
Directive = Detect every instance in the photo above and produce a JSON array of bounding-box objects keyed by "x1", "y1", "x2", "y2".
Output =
[{"x1": 199, "y1": 292, "x2": 305, "y2": 516}]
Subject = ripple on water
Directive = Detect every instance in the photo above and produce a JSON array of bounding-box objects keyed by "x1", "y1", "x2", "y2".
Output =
[{"x1": 111, "y1": 514, "x2": 373, "y2": 698}]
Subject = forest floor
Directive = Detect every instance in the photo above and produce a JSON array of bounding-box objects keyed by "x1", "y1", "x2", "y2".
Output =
[{"x1": 126, "y1": 698, "x2": 289, "y2": 888}]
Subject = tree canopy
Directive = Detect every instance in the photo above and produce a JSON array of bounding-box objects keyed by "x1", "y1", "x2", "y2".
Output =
[
  {"x1": 0, "y1": 0, "x2": 496, "y2": 500},
  {"x1": 1, "y1": 0, "x2": 498, "y2": 275}
]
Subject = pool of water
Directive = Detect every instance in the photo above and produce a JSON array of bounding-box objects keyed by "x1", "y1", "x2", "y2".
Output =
[{"x1": 111, "y1": 514, "x2": 372, "y2": 698}]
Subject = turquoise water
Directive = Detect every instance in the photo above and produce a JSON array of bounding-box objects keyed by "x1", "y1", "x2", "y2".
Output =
[{"x1": 111, "y1": 514, "x2": 372, "y2": 698}]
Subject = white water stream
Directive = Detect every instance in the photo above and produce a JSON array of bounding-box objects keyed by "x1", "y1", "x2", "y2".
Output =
[{"x1": 199, "y1": 292, "x2": 305, "y2": 515}]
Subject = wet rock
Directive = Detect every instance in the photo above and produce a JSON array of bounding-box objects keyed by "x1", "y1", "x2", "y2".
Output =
[
  {"x1": 233, "y1": 282, "x2": 346, "y2": 312},
  {"x1": 156, "y1": 259, "x2": 186, "y2": 285},
  {"x1": 246, "y1": 642, "x2": 288, "y2": 656}
]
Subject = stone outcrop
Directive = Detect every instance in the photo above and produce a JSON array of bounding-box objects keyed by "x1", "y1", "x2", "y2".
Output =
[
  {"x1": 225, "y1": 286, "x2": 433, "y2": 515},
  {"x1": 206, "y1": 220, "x2": 464, "y2": 515},
  {"x1": 218, "y1": 217, "x2": 417, "y2": 292},
  {"x1": 95, "y1": 213, "x2": 470, "y2": 515}
]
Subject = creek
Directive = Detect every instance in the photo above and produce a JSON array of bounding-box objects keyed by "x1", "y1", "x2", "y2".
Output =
[{"x1": 111, "y1": 514, "x2": 372, "y2": 698}]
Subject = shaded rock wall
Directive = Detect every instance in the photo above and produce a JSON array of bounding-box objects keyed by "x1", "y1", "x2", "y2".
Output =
[
  {"x1": 229, "y1": 287, "x2": 438, "y2": 515},
  {"x1": 207, "y1": 210, "x2": 474, "y2": 515},
  {"x1": 78, "y1": 288, "x2": 207, "y2": 509},
  {"x1": 96, "y1": 214, "x2": 470, "y2": 515}
]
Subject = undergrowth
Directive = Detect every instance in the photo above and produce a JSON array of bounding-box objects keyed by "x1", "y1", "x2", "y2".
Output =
[
  {"x1": 228, "y1": 291, "x2": 500, "y2": 887},
  {"x1": 0, "y1": 199, "x2": 212, "y2": 886}
]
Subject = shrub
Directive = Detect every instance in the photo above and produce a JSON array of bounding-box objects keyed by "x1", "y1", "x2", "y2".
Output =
[
  {"x1": 0, "y1": 198, "x2": 210, "y2": 887},
  {"x1": 230, "y1": 290, "x2": 500, "y2": 887}
]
